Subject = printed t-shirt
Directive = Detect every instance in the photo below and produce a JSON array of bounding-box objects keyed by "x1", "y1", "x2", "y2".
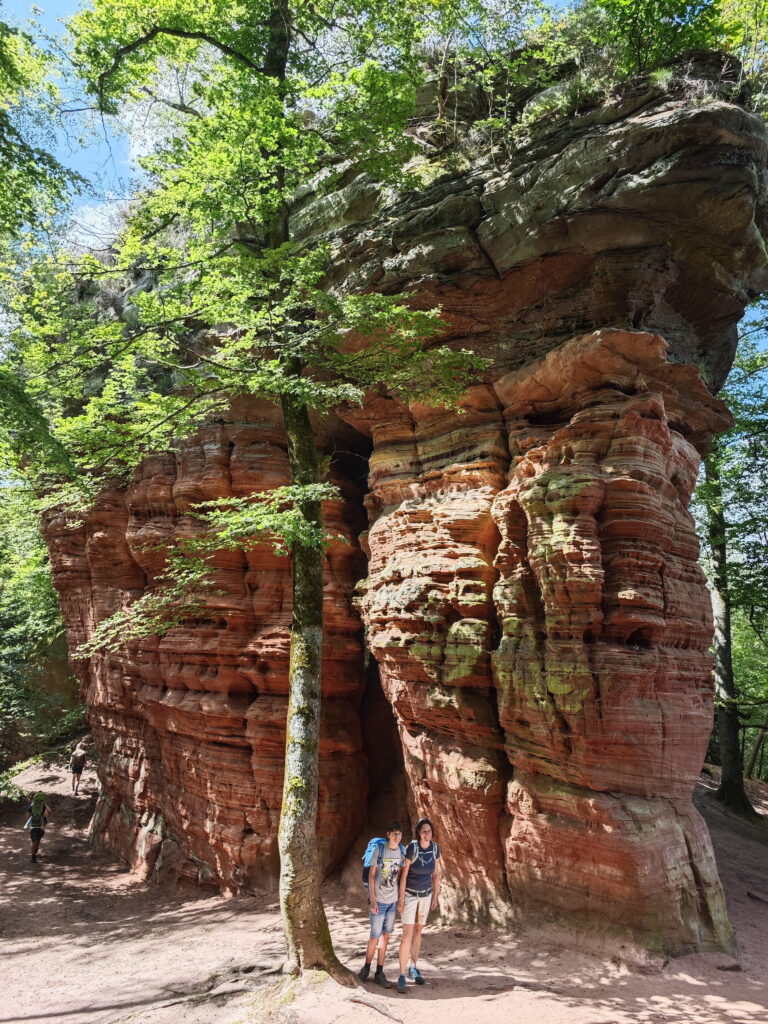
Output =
[
  {"x1": 405, "y1": 840, "x2": 440, "y2": 893},
  {"x1": 372, "y1": 842, "x2": 404, "y2": 903}
]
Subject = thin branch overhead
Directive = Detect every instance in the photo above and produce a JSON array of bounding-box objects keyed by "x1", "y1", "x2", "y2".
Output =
[{"x1": 96, "y1": 26, "x2": 264, "y2": 105}]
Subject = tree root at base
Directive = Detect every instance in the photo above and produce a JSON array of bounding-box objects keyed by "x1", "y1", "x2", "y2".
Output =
[{"x1": 346, "y1": 992, "x2": 404, "y2": 1022}]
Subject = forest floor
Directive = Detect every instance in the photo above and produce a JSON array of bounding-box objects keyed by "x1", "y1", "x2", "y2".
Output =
[{"x1": 1, "y1": 759, "x2": 767, "y2": 1024}]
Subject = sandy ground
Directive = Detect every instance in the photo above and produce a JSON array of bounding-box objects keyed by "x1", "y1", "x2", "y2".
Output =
[{"x1": 1, "y1": 758, "x2": 767, "y2": 1024}]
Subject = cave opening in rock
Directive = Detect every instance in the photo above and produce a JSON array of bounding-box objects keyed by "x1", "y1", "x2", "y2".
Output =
[
  {"x1": 359, "y1": 659, "x2": 409, "y2": 834},
  {"x1": 328, "y1": 436, "x2": 373, "y2": 495},
  {"x1": 327, "y1": 423, "x2": 411, "y2": 841}
]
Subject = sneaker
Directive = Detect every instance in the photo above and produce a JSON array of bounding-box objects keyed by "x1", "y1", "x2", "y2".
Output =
[
  {"x1": 31, "y1": 854, "x2": 37, "y2": 863},
  {"x1": 408, "y1": 966, "x2": 425, "y2": 985},
  {"x1": 374, "y1": 971, "x2": 392, "y2": 989},
  {"x1": 396, "y1": 974, "x2": 407, "y2": 994},
  {"x1": 358, "y1": 963, "x2": 371, "y2": 982}
]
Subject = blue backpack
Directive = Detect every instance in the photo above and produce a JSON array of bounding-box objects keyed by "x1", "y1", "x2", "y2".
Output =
[{"x1": 361, "y1": 838, "x2": 406, "y2": 885}]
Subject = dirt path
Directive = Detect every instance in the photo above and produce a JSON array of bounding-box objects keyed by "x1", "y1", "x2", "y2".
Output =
[{"x1": 1, "y1": 759, "x2": 767, "y2": 1024}]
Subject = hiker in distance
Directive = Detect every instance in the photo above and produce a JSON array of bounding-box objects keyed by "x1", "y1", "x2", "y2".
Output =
[
  {"x1": 360, "y1": 821, "x2": 406, "y2": 989},
  {"x1": 69, "y1": 743, "x2": 87, "y2": 795},
  {"x1": 25, "y1": 792, "x2": 52, "y2": 863},
  {"x1": 396, "y1": 817, "x2": 441, "y2": 994}
]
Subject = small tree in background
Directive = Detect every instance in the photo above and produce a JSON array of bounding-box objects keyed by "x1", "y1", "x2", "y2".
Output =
[
  {"x1": 0, "y1": 484, "x2": 82, "y2": 771},
  {"x1": 696, "y1": 325, "x2": 768, "y2": 815},
  {"x1": 0, "y1": 16, "x2": 79, "y2": 242},
  {"x1": 588, "y1": 0, "x2": 726, "y2": 75}
]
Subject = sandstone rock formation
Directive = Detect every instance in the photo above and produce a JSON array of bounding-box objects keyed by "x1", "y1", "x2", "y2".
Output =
[
  {"x1": 355, "y1": 329, "x2": 734, "y2": 949},
  {"x1": 45, "y1": 56, "x2": 768, "y2": 953},
  {"x1": 46, "y1": 404, "x2": 370, "y2": 891}
]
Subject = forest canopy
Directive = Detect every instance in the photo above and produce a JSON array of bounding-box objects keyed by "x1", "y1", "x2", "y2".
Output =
[{"x1": 3, "y1": 0, "x2": 766, "y2": 491}]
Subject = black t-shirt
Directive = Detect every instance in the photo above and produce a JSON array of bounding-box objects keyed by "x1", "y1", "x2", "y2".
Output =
[{"x1": 405, "y1": 840, "x2": 440, "y2": 892}]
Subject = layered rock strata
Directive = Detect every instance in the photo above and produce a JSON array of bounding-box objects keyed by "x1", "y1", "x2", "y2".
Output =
[
  {"x1": 44, "y1": 59, "x2": 768, "y2": 954},
  {"x1": 46, "y1": 402, "x2": 368, "y2": 891},
  {"x1": 310, "y1": 56, "x2": 768, "y2": 392},
  {"x1": 355, "y1": 329, "x2": 733, "y2": 949}
]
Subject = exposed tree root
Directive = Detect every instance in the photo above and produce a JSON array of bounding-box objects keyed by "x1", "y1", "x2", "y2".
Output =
[{"x1": 346, "y1": 992, "x2": 404, "y2": 1022}]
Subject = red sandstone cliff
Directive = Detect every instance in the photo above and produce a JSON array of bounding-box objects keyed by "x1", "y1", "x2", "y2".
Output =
[
  {"x1": 45, "y1": 56, "x2": 768, "y2": 953},
  {"x1": 354, "y1": 330, "x2": 734, "y2": 950}
]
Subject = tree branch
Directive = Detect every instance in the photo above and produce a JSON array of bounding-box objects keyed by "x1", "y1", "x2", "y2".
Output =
[
  {"x1": 96, "y1": 26, "x2": 263, "y2": 106},
  {"x1": 140, "y1": 85, "x2": 203, "y2": 118},
  {"x1": 748, "y1": 605, "x2": 768, "y2": 650}
]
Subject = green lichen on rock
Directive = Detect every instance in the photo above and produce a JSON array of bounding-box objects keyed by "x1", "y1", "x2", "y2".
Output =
[{"x1": 443, "y1": 617, "x2": 489, "y2": 684}]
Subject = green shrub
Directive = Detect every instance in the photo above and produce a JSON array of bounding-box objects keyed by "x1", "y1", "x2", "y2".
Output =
[{"x1": 576, "y1": 0, "x2": 727, "y2": 76}]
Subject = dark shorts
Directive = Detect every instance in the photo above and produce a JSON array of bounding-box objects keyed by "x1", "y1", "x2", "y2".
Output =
[{"x1": 30, "y1": 827, "x2": 44, "y2": 842}]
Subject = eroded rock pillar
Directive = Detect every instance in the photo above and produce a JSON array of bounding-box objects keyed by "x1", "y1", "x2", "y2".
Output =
[
  {"x1": 355, "y1": 391, "x2": 513, "y2": 922},
  {"x1": 358, "y1": 329, "x2": 735, "y2": 951}
]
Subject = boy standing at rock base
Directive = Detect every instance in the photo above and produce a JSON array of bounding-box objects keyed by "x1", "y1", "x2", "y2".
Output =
[{"x1": 359, "y1": 821, "x2": 404, "y2": 989}]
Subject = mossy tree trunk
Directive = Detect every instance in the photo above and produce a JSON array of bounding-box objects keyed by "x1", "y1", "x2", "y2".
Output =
[
  {"x1": 704, "y1": 454, "x2": 757, "y2": 816},
  {"x1": 277, "y1": 383, "x2": 352, "y2": 981},
  {"x1": 64, "y1": 0, "x2": 452, "y2": 982},
  {"x1": 259, "y1": 0, "x2": 351, "y2": 980}
]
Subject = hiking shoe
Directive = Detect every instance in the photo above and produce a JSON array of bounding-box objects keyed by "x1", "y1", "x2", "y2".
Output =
[
  {"x1": 408, "y1": 966, "x2": 425, "y2": 985},
  {"x1": 31, "y1": 854, "x2": 37, "y2": 863},
  {"x1": 358, "y1": 963, "x2": 371, "y2": 982},
  {"x1": 374, "y1": 971, "x2": 392, "y2": 989},
  {"x1": 396, "y1": 974, "x2": 407, "y2": 994}
]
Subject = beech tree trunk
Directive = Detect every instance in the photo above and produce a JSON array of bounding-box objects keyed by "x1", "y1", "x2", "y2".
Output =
[
  {"x1": 264, "y1": 2, "x2": 350, "y2": 981},
  {"x1": 704, "y1": 455, "x2": 756, "y2": 816},
  {"x1": 277, "y1": 386, "x2": 351, "y2": 981}
]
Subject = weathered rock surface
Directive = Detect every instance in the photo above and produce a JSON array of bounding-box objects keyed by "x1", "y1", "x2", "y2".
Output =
[
  {"x1": 312, "y1": 55, "x2": 768, "y2": 392},
  {"x1": 45, "y1": 57, "x2": 768, "y2": 953},
  {"x1": 46, "y1": 402, "x2": 369, "y2": 891},
  {"x1": 355, "y1": 330, "x2": 734, "y2": 948}
]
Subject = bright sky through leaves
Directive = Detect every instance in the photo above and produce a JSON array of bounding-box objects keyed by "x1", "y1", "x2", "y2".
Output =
[{"x1": 4, "y1": 0, "x2": 133, "y2": 229}]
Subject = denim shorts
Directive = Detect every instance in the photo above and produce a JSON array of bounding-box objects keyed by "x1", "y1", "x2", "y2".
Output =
[{"x1": 369, "y1": 901, "x2": 397, "y2": 938}]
